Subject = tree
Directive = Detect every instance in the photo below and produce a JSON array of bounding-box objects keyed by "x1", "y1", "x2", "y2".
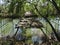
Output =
[
  {"x1": 1, "y1": 0, "x2": 60, "y2": 42},
  {"x1": 27, "y1": 0, "x2": 60, "y2": 41}
]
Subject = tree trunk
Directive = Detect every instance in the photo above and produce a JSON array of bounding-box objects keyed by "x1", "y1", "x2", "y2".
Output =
[
  {"x1": 50, "y1": 0, "x2": 60, "y2": 14},
  {"x1": 40, "y1": 28, "x2": 50, "y2": 44},
  {"x1": 34, "y1": 5, "x2": 60, "y2": 41},
  {"x1": 43, "y1": 17, "x2": 60, "y2": 41}
]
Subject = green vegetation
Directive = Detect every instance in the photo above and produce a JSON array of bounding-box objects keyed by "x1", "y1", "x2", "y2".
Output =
[{"x1": 0, "y1": 0, "x2": 60, "y2": 45}]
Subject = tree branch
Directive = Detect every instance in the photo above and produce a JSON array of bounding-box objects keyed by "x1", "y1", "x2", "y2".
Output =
[
  {"x1": 33, "y1": 3, "x2": 60, "y2": 42},
  {"x1": 49, "y1": 0, "x2": 60, "y2": 14}
]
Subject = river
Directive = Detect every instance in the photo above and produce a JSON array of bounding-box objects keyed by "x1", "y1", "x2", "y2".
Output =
[{"x1": 0, "y1": 18, "x2": 60, "y2": 37}]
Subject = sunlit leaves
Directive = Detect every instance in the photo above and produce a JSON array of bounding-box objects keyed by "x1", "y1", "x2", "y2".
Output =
[
  {"x1": 56, "y1": 0, "x2": 60, "y2": 7},
  {"x1": 25, "y1": 28, "x2": 32, "y2": 38},
  {"x1": 24, "y1": 3, "x2": 33, "y2": 11},
  {"x1": 1, "y1": 0, "x2": 60, "y2": 18}
]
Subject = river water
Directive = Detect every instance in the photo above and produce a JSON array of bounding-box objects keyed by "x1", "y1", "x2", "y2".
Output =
[
  {"x1": 0, "y1": 18, "x2": 20, "y2": 37},
  {"x1": 0, "y1": 18, "x2": 60, "y2": 37}
]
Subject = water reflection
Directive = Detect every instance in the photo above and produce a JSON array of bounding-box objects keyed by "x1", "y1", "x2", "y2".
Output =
[
  {"x1": 0, "y1": 18, "x2": 60, "y2": 41},
  {"x1": 0, "y1": 18, "x2": 20, "y2": 37}
]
